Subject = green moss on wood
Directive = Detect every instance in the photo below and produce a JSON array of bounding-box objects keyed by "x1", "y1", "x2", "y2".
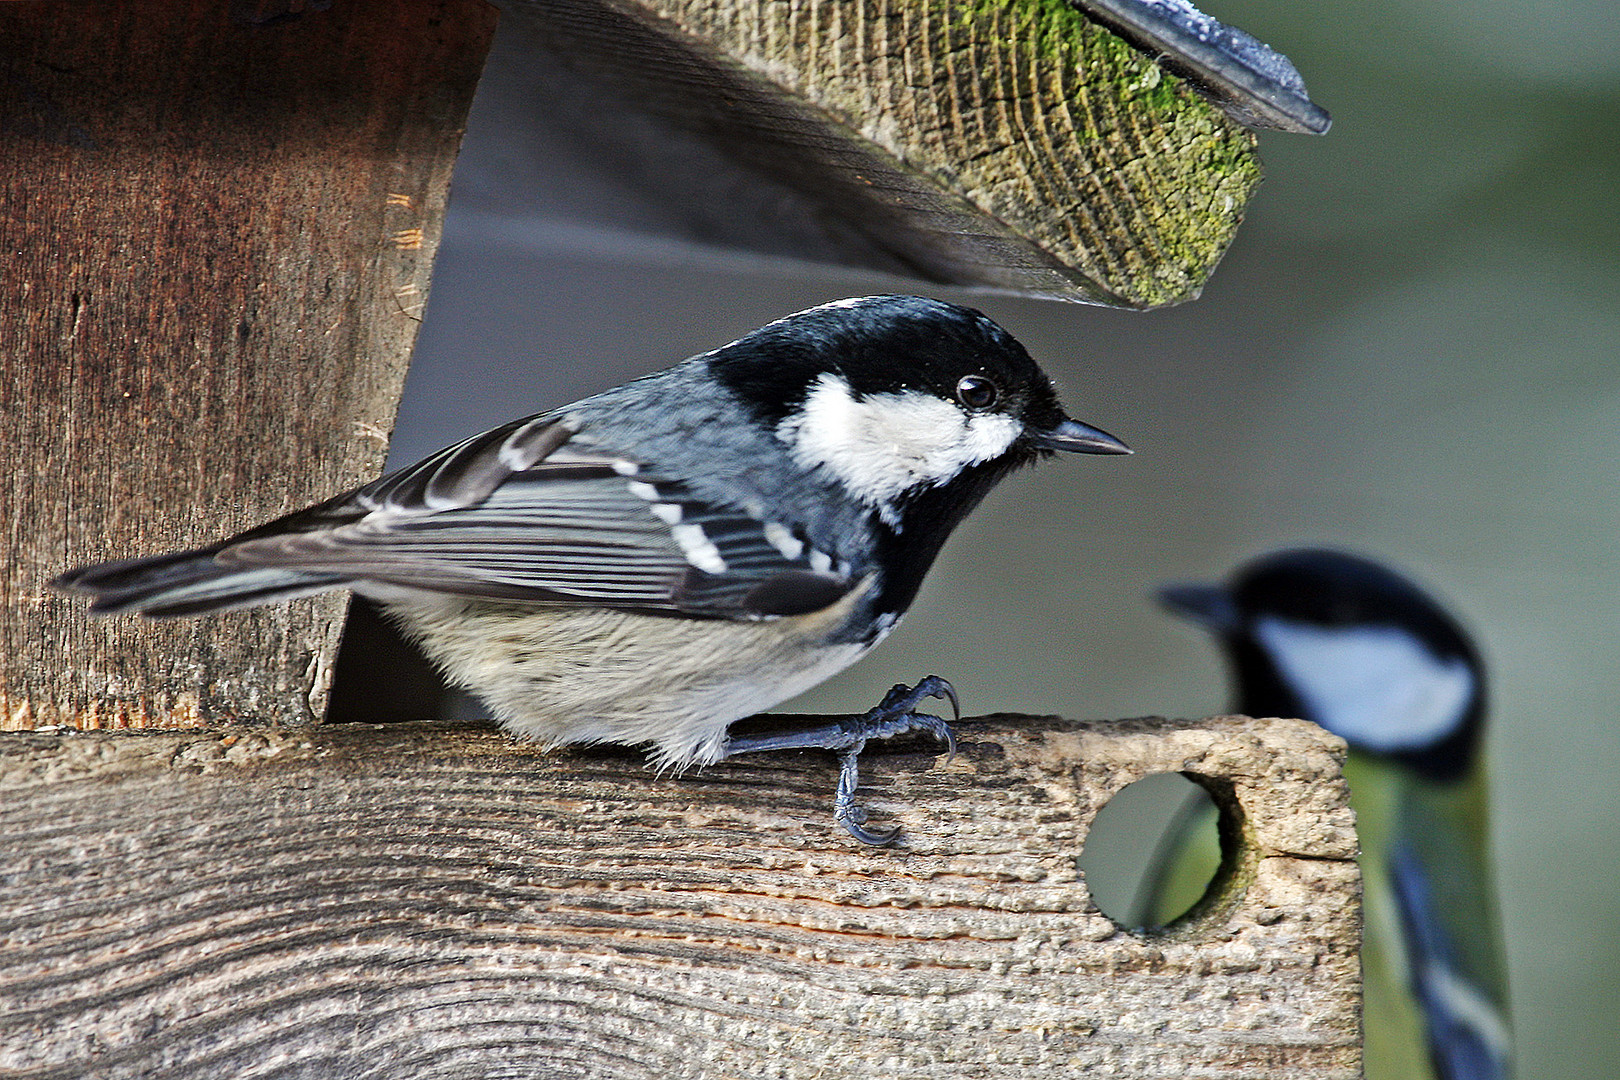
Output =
[{"x1": 940, "y1": 0, "x2": 1262, "y2": 305}]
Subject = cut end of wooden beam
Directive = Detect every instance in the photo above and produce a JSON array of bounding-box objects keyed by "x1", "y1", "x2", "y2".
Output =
[{"x1": 1, "y1": 713, "x2": 1361, "y2": 1078}]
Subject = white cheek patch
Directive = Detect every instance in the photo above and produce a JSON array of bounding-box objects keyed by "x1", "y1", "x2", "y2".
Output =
[
  {"x1": 1254, "y1": 617, "x2": 1474, "y2": 752},
  {"x1": 777, "y1": 373, "x2": 1021, "y2": 525}
]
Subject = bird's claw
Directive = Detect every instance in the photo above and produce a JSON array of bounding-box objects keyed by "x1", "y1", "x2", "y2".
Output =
[
  {"x1": 720, "y1": 675, "x2": 960, "y2": 845},
  {"x1": 875, "y1": 673, "x2": 960, "y2": 723},
  {"x1": 831, "y1": 675, "x2": 959, "y2": 845},
  {"x1": 834, "y1": 746, "x2": 903, "y2": 845}
]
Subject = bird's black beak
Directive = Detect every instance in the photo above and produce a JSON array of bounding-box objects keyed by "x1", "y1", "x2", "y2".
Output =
[
  {"x1": 1034, "y1": 417, "x2": 1132, "y2": 455},
  {"x1": 1157, "y1": 583, "x2": 1240, "y2": 632}
]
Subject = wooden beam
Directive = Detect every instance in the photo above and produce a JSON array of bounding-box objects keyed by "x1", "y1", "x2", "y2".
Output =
[
  {"x1": 0, "y1": 714, "x2": 1362, "y2": 1078},
  {"x1": 495, "y1": 0, "x2": 1262, "y2": 308},
  {"x1": 0, "y1": 0, "x2": 498, "y2": 731}
]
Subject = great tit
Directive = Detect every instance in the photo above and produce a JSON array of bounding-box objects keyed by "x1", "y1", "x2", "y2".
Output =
[{"x1": 1161, "y1": 549, "x2": 1511, "y2": 1080}]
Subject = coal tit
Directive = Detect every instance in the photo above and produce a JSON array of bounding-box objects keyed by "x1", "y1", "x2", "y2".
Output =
[
  {"x1": 1160, "y1": 550, "x2": 1511, "y2": 1080},
  {"x1": 55, "y1": 295, "x2": 1131, "y2": 844}
]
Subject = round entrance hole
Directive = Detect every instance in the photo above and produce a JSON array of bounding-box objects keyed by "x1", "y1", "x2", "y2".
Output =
[{"x1": 1077, "y1": 772, "x2": 1224, "y2": 931}]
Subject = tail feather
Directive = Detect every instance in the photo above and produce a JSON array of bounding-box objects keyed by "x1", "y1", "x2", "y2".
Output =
[{"x1": 52, "y1": 547, "x2": 346, "y2": 618}]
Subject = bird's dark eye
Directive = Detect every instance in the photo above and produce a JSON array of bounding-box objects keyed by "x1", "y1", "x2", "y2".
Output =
[{"x1": 955, "y1": 374, "x2": 998, "y2": 409}]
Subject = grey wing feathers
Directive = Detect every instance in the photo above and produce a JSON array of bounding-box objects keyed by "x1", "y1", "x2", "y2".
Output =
[
  {"x1": 52, "y1": 548, "x2": 344, "y2": 617},
  {"x1": 360, "y1": 414, "x2": 572, "y2": 511},
  {"x1": 218, "y1": 416, "x2": 855, "y2": 619}
]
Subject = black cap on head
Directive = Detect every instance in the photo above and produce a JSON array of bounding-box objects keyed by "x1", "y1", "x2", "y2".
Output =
[{"x1": 708, "y1": 296, "x2": 1129, "y2": 456}]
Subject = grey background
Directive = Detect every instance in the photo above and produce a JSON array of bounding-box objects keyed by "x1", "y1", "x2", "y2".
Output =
[{"x1": 341, "y1": 3, "x2": 1620, "y2": 1076}]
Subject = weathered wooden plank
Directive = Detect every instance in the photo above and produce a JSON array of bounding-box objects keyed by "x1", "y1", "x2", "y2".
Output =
[
  {"x1": 0, "y1": 714, "x2": 1361, "y2": 1078},
  {"x1": 495, "y1": 0, "x2": 1262, "y2": 307},
  {"x1": 0, "y1": 0, "x2": 498, "y2": 731}
]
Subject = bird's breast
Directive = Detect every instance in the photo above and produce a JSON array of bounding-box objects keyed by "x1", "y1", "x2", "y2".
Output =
[{"x1": 381, "y1": 576, "x2": 889, "y2": 770}]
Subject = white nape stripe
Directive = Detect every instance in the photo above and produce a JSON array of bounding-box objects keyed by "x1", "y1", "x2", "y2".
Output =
[
  {"x1": 611, "y1": 459, "x2": 640, "y2": 476},
  {"x1": 753, "y1": 297, "x2": 881, "y2": 333},
  {"x1": 762, "y1": 521, "x2": 803, "y2": 560},
  {"x1": 806, "y1": 296, "x2": 880, "y2": 312},
  {"x1": 776, "y1": 373, "x2": 1021, "y2": 526},
  {"x1": 670, "y1": 523, "x2": 727, "y2": 574},
  {"x1": 1253, "y1": 617, "x2": 1474, "y2": 752},
  {"x1": 626, "y1": 480, "x2": 660, "y2": 501},
  {"x1": 650, "y1": 503, "x2": 683, "y2": 525}
]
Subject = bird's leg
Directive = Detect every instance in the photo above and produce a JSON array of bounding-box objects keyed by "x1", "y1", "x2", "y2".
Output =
[{"x1": 720, "y1": 675, "x2": 959, "y2": 845}]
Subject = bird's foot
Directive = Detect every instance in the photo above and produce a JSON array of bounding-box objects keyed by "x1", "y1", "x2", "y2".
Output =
[{"x1": 722, "y1": 675, "x2": 958, "y2": 845}]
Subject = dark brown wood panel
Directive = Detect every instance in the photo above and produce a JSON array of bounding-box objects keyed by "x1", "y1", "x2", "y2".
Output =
[{"x1": 0, "y1": 0, "x2": 498, "y2": 730}]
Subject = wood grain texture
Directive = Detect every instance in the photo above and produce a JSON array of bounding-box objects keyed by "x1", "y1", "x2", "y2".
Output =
[
  {"x1": 0, "y1": 0, "x2": 497, "y2": 731},
  {"x1": 0, "y1": 714, "x2": 1362, "y2": 1078},
  {"x1": 496, "y1": 0, "x2": 1261, "y2": 307}
]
